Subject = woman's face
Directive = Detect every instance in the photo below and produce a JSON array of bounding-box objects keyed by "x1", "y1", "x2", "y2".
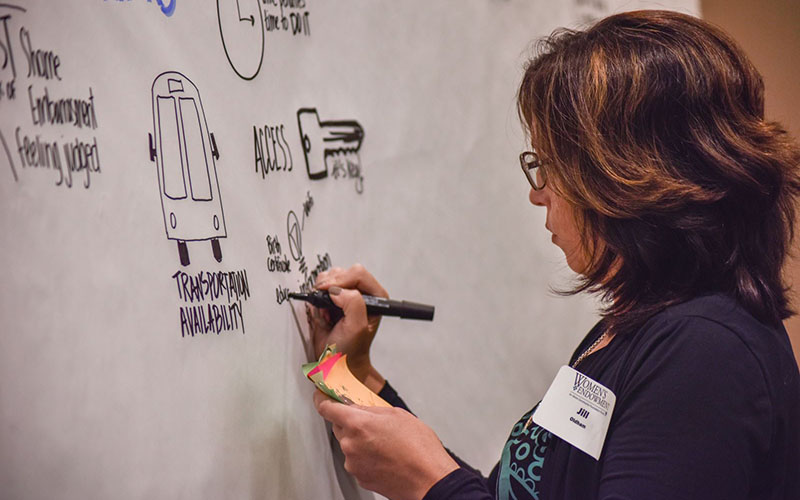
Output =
[{"x1": 528, "y1": 180, "x2": 589, "y2": 274}]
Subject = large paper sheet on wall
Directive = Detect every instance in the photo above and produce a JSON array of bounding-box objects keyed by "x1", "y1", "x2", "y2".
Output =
[{"x1": 0, "y1": 1, "x2": 696, "y2": 498}]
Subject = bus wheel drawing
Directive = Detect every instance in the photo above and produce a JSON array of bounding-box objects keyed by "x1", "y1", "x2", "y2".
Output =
[
  {"x1": 297, "y1": 108, "x2": 364, "y2": 180},
  {"x1": 148, "y1": 71, "x2": 227, "y2": 267},
  {"x1": 217, "y1": 0, "x2": 265, "y2": 80}
]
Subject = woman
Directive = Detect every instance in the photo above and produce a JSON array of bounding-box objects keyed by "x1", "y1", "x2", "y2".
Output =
[{"x1": 312, "y1": 10, "x2": 800, "y2": 500}]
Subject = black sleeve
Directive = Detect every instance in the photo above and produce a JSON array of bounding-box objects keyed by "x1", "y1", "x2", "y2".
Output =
[
  {"x1": 378, "y1": 381, "x2": 496, "y2": 499},
  {"x1": 377, "y1": 379, "x2": 413, "y2": 413},
  {"x1": 597, "y1": 315, "x2": 772, "y2": 499}
]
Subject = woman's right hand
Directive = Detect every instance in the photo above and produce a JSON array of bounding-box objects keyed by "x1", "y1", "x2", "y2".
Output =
[{"x1": 311, "y1": 264, "x2": 389, "y2": 392}]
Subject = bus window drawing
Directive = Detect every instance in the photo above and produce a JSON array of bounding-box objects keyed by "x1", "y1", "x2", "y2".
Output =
[
  {"x1": 217, "y1": 0, "x2": 265, "y2": 80},
  {"x1": 148, "y1": 71, "x2": 226, "y2": 267},
  {"x1": 297, "y1": 108, "x2": 364, "y2": 181}
]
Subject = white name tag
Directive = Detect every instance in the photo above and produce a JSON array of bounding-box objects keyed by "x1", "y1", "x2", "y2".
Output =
[{"x1": 532, "y1": 365, "x2": 616, "y2": 460}]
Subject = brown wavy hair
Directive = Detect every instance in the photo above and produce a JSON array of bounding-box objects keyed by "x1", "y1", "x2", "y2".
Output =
[{"x1": 517, "y1": 10, "x2": 800, "y2": 333}]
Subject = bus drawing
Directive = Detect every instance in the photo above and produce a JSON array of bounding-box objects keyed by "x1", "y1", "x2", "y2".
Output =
[{"x1": 148, "y1": 71, "x2": 226, "y2": 267}]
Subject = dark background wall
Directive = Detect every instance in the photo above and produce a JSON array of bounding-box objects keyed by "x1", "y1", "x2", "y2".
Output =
[{"x1": 701, "y1": 0, "x2": 800, "y2": 364}]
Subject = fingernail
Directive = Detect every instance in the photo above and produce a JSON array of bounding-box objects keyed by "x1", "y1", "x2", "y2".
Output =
[{"x1": 328, "y1": 286, "x2": 342, "y2": 296}]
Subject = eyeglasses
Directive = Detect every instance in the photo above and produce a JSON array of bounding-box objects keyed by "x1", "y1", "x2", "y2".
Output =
[{"x1": 520, "y1": 150, "x2": 548, "y2": 190}]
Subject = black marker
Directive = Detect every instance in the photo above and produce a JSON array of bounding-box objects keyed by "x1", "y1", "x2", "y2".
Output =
[{"x1": 288, "y1": 290, "x2": 435, "y2": 321}]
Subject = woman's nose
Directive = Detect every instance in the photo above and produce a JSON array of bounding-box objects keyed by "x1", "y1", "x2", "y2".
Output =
[{"x1": 529, "y1": 187, "x2": 548, "y2": 207}]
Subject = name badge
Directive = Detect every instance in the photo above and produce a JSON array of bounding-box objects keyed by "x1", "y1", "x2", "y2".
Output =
[{"x1": 532, "y1": 365, "x2": 616, "y2": 460}]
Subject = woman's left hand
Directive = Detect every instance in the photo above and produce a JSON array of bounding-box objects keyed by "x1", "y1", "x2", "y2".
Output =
[{"x1": 314, "y1": 391, "x2": 459, "y2": 500}]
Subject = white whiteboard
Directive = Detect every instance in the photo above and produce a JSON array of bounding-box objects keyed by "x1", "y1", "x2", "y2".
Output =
[{"x1": 0, "y1": 1, "x2": 697, "y2": 498}]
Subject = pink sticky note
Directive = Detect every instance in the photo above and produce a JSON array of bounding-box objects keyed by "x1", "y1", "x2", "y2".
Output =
[{"x1": 306, "y1": 352, "x2": 343, "y2": 379}]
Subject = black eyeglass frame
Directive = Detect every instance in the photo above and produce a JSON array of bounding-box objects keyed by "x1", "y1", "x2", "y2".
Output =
[{"x1": 519, "y1": 150, "x2": 548, "y2": 190}]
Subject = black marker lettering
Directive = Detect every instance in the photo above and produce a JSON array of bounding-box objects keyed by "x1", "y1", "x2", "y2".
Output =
[
  {"x1": 0, "y1": 14, "x2": 15, "y2": 79},
  {"x1": 253, "y1": 121, "x2": 293, "y2": 180},
  {"x1": 173, "y1": 269, "x2": 250, "y2": 338},
  {"x1": 20, "y1": 27, "x2": 61, "y2": 81}
]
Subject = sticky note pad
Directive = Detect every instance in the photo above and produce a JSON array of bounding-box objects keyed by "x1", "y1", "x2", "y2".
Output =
[{"x1": 303, "y1": 345, "x2": 390, "y2": 407}]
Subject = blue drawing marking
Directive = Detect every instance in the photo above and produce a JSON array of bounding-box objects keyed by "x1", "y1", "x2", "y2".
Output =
[
  {"x1": 104, "y1": 0, "x2": 176, "y2": 18},
  {"x1": 156, "y1": 0, "x2": 176, "y2": 17}
]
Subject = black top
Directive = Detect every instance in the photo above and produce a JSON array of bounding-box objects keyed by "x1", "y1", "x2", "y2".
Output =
[{"x1": 379, "y1": 294, "x2": 800, "y2": 500}]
